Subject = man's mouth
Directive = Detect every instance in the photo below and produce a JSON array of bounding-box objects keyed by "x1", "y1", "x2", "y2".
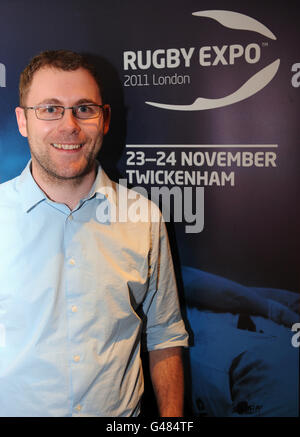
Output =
[{"x1": 51, "y1": 143, "x2": 84, "y2": 150}]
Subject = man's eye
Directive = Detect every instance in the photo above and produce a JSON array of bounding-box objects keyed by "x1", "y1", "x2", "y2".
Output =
[
  {"x1": 77, "y1": 105, "x2": 90, "y2": 113},
  {"x1": 40, "y1": 106, "x2": 59, "y2": 114}
]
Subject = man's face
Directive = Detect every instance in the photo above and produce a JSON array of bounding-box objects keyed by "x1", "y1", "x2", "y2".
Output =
[{"x1": 16, "y1": 67, "x2": 110, "y2": 182}]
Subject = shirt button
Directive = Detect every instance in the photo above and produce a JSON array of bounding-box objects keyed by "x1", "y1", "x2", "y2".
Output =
[
  {"x1": 71, "y1": 305, "x2": 78, "y2": 313},
  {"x1": 69, "y1": 258, "x2": 76, "y2": 266},
  {"x1": 75, "y1": 404, "x2": 82, "y2": 412},
  {"x1": 73, "y1": 355, "x2": 80, "y2": 363},
  {"x1": 68, "y1": 214, "x2": 73, "y2": 221}
]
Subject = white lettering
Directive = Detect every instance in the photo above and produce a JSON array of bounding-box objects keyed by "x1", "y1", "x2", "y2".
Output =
[
  {"x1": 199, "y1": 46, "x2": 211, "y2": 66},
  {"x1": 152, "y1": 49, "x2": 166, "y2": 69},
  {"x1": 291, "y1": 323, "x2": 300, "y2": 348},
  {"x1": 229, "y1": 44, "x2": 244, "y2": 65},
  {"x1": 212, "y1": 45, "x2": 228, "y2": 66},
  {"x1": 152, "y1": 73, "x2": 190, "y2": 86},
  {"x1": 167, "y1": 49, "x2": 181, "y2": 68},
  {"x1": 123, "y1": 51, "x2": 137, "y2": 71},
  {"x1": 291, "y1": 63, "x2": 300, "y2": 88},
  {"x1": 180, "y1": 47, "x2": 195, "y2": 67},
  {"x1": 137, "y1": 50, "x2": 152, "y2": 70},
  {"x1": 184, "y1": 187, "x2": 204, "y2": 233},
  {"x1": 127, "y1": 187, "x2": 149, "y2": 223},
  {"x1": 245, "y1": 43, "x2": 261, "y2": 64},
  {"x1": 106, "y1": 421, "x2": 141, "y2": 434},
  {"x1": 124, "y1": 43, "x2": 261, "y2": 71},
  {"x1": 151, "y1": 186, "x2": 182, "y2": 223},
  {"x1": 0, "y1": 63, "x2": 6, "y2": 87},
  {"x1": 180, "y1": 151, "x2": 277, "y2": 168}
]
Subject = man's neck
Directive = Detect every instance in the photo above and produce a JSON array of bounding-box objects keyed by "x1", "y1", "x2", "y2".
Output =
[{"x1": 31, "y1": 163, "x2": 97, "y2": 211}]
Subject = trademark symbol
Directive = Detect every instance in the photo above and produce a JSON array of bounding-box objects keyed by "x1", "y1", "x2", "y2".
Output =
[{"x1": 262, "y1": 42, "x2": 269, "y2": 47}]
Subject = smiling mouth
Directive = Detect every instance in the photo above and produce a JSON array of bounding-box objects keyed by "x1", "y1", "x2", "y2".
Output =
[{"x1": 51, "y1": 143, "x2": 84, "y2": 150}]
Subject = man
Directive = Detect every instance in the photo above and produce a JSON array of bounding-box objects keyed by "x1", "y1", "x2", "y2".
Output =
[{"x1": 0, "y1": 50, "x2": 188, "y2": 417}]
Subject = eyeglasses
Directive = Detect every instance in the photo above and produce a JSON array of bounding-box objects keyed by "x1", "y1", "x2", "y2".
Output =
[{"x1": 21, "y1": 103, "x2": 107, "y2": 120}]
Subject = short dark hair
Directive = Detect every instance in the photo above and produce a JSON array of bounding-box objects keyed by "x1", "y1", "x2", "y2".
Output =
[{"x1": 19, "y1": 49, "x2": 103, "y2": 106}]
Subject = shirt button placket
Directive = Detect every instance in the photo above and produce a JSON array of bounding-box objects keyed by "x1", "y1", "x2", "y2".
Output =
[{"x1": 65, "y1": 213, "x2": 83, "y2": 415}]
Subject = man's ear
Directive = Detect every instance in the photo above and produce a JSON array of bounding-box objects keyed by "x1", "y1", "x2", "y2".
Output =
[
  {"x1": 15, "y1": 107, "x2": 28, "y2": 138},
  {"x1": 103, "y1": 104, "x2": 111, "y2": 136}
]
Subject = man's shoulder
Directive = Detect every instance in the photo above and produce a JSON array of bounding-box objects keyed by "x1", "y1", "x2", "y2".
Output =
[{"x1": 0, "y1": 175, "x2": 20, "y2": 206}]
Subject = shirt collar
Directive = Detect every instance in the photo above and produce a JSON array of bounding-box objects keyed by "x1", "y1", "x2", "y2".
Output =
[
  {"x1": 17, "y1": 161, "x2": 47, "y2": 213},
  {"x1": 85, "y1": 161, "x2": 117, "y2": 206},
  {"x1": 17, "y1": 160, "x2": 116, "y2": 213}
]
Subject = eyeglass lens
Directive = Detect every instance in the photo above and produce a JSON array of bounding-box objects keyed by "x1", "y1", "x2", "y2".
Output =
[{"x1": 36, "y1": 105, "x2": 101, "y2": 120}]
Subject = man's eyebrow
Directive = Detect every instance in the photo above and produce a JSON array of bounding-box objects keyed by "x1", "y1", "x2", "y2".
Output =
[
  {"x1": 36, "y1": 98, "x2": 63, "y2": 105},
  {"x1": 36, "y1": 98, "x2": 99, "y2": 106},
  {"x1": 75, "y1": 98, "x2": 99, "y2": 105}
]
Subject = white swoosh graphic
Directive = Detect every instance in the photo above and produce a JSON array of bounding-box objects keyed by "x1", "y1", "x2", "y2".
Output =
[
  {"x1": 145, "y1": 59, "x2": 280, "y2": 111},
  {"x1": 192, "y1": 10, "x2": 276, "y2": 40}
]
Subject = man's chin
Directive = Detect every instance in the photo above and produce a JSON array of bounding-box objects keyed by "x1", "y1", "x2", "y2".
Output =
[
  {"x1": 39, "y1": 163, "x2": 95, "y2": 184},
  {"x1": 30, "y1": 152, "x2": 97, "y2": 185},
  {"x1": 49, "y1": 167, "x2": 93, "y2": 182}
]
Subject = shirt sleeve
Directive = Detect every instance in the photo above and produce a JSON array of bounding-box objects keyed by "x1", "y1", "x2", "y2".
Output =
[{"x1": 142, "y1": 209, "x2": 189, "y2": 351}]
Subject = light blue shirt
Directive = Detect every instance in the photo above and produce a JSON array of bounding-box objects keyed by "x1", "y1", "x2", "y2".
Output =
[{"x1": 0, "y1": 161, "x2": 188, "y2": 417}]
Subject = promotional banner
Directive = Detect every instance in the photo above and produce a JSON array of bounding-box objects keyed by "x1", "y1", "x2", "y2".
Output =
[{"x1": 0, "y1": 0, "x2": 299, "y2": 417}]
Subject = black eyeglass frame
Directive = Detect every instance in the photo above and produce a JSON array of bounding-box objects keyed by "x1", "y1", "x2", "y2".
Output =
[{"x1": 20, "y1": 103, "x2": 108, "y2": 120}]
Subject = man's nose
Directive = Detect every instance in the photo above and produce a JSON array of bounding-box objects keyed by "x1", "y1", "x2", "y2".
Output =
[{"x1": 58, "y1": 108, "x2": 81, "y2": 133}]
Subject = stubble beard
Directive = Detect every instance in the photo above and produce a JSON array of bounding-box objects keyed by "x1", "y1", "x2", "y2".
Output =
[{"x1": 28, "y1": 135, "x2": 103, "y2": 187}]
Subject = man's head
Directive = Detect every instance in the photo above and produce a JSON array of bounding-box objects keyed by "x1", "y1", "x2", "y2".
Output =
[
  {"x1": 19, "y1": 50, "x2": 103, "y2": 108},
  {"x1": 16, "y1": 50, "x2": 110, "y2": 184}
]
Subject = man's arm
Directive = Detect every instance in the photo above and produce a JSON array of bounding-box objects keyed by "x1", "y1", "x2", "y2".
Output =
[{"x1": 149, "y1": 346, "x2": 184, "y2": 417}]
